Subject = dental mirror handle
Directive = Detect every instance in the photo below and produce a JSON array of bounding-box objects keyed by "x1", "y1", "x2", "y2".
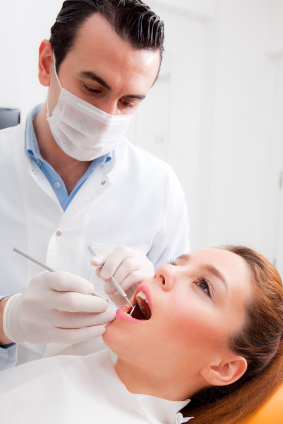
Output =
[
  {"x1": 13, "y1": 247, "x2": 120, "y2": 309},
  {"x1": 88, "y1": 246, "x2": 135, "y2": 310},
  {"x1": 13, "y1": 248, "x2": 56, "y2": 272}
]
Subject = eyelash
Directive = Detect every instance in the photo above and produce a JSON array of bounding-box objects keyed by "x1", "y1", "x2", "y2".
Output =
[
  {"x1": 84, "y1": 84, "x2": 101, "y2": 94},
  {"x1": 193, "y1": 275, "x2": 213, "y2": 298},
  {"x1": 84, "y1": 85, "x2": 134, "y2": 109},
  {"x1": 168, "y1": 262, "x2": 213, "y2": 298},
  {"x1": 120, "y1": 100, "x2": 135, "y2": 109},
  {"x1": 166, "y1": 260, "x2": 176, "y2": 265}
]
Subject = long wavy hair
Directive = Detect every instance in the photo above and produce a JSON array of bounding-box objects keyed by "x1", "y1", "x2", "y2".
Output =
[{"x1": 182, "y1": 246, "x2": 283, "y2": 423}]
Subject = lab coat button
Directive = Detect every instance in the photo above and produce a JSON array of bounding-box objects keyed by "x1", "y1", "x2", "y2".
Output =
[
  {"x1": 54, "y1": 182, "x2": 61, "y2": 189},
  {"x1": 56, "y1": 231, "x2": 62, "y2": 237},
  {"x1": 101, "y1": 180, "x2": 106, "y2": 185}
]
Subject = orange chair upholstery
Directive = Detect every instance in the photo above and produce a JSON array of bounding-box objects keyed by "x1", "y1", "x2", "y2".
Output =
[{"x1": 242, "y1": 384, "x2": 283, "y2": 424}]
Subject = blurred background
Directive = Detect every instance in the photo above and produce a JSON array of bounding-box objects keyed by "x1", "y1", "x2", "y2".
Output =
[{"x1": 1, "y1": 0, "x2": 283, "y2": 275}]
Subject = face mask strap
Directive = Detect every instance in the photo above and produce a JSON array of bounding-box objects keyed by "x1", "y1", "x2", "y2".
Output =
[
  {"x1": 46, "y1": 52, "x2": 62, "y2": 119},
  {"x1": 53, "y1": 52, "x2": 63, "y2": 90}
]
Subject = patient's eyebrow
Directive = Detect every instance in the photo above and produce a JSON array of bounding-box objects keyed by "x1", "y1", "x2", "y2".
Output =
[
  {"x1": 202, "y1": 264, "x2": 229, "y2": 293},
  {"x1": 176, "y1": 253, "x2": 191, "y2": 262}
]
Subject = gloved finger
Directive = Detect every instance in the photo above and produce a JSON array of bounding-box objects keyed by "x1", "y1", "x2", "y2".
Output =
[
  {"x1": 46, "y1": 325, "x2": 107, "y2": 344},
  {"x1": 99, "y1": 245, "x2": 134, "y2": 280},
  {"x1": 43, "y1": 290, "x2": 108, "y2": 313},
  {"x1": 90, "y1": 250, "x2": 112, "y2": 267},
  {"x1": 103, "y1": 277, "x2": 135, "y2": 296},
  {"x1": 44, "y1": 271, "x2": 94, "y2": 295},
  {"x1": 103, "y1": 279, "x2": 120, "y2": 295},
  {"x1": 118, "y1": 271, "x2": 144, "y2": 293},
  {"x1": 107, "y1": 291, "x2": 128, "y2": 307},
  {"x1": 111, "y1": 257, "x2": 141, "y2": 285},
  {"x1": 42, "y1": 309, "x2": 116, "y2": 329},
  {"x1": 103, "y1": 257, "x2": 145, "y2": 295},
  {"x1": 95, "y1": 266, "x2": 104, "y2": 281}
]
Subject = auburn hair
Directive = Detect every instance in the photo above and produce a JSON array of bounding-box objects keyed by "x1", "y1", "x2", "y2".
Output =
[{"x1": 182, "y1": 246, "x2": 283, "y2": 423}]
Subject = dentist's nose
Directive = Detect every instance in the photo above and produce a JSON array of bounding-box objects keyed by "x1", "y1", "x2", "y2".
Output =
[
  {"x1": 155, "y1": 264, "x2": 177, "y2": 292},
  {"x1": 98, "y1": 100, "x2": 118, "y2": 116}
]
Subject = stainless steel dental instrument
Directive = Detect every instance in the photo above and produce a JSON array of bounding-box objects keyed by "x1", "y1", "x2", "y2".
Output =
[
  {"x1": 13, "y1": 247, "x2": 119, "y2": 308},
  {"x1": 13, "y1": 247, "x2": 56, "y2": 272},
  {"x1": 88, "y1": 245, "x2": 135, "y2": 315}
]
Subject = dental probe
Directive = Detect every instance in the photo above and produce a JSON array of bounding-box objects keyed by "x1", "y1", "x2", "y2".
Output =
[
  {"x1": 88, "y1": 246, "x2": 135, "y2": 315},
  {"x1": 13, "y1": 247, "x2": 120, "y2": 308}
]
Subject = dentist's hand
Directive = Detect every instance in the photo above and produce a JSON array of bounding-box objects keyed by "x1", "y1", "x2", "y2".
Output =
[
  {"x1": 91, "y1": 246, "x2": 154, "y2": 305},
  {"x1": 2, "y1": 271, "x2": 116, "y2": 345}
]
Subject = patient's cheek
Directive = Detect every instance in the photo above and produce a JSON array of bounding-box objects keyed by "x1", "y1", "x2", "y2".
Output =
[{"x1": 102, "y1": 317, "x2": 117, "y2": 345}]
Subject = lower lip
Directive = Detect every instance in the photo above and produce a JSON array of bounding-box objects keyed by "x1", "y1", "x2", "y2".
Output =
[{"x1": 116, "y1": 308, "x2": 144, "y2": 323}]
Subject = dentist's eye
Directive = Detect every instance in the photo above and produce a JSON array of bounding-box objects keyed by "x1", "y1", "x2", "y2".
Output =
[
  {"x1": 193, "y1": 276, "x2": 212, "y2": 297},
  {"x1": 84, "y1": 85, "x2": 101, "y2": 94},
  {"x1": 120, "y1": 99, "x2": 135, "y2": 109}
]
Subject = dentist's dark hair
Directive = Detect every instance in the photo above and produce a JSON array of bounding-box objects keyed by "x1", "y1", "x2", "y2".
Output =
[
  {"x1": 49, "y1": 0, "x2": 164, "y2": 73},
  {"x1": 183, "y1": 246, "x2": 283, "y2": 424}
]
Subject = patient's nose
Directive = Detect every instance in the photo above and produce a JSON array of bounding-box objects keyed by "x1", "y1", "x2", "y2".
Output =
[{"x1": 155, "y1": 264, "x2": 177, "y2": 292}]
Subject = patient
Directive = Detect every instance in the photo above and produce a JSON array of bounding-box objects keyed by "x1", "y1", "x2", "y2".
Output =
[{"x1": 0, "y1": 246, "x2": 282, "y2": 424}]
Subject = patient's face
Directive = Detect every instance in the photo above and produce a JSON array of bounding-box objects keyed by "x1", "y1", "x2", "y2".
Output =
[{"x1": 103, "y1": 248, "x2": 252, "y2": 383}]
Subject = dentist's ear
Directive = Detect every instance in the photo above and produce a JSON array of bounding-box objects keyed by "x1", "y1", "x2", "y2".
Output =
[
  {"x1": 200, "y1": 355, "x2": 247, "y2": 386},
  {"x1": 38, "y1": 39, "x2": 54, "y2": 87}
]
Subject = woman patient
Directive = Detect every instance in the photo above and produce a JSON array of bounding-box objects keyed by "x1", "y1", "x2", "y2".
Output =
[{"x1": 0, "y1": 246, "x2": 282, "y2": 424}]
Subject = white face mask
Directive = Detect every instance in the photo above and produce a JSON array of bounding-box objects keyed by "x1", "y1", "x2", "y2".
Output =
[{"x1": 46, "y1": 57, "x2": 134, "y2": 161}]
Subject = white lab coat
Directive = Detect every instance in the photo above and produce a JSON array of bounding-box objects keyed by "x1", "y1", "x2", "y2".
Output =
[{"x1": 0, "y1": 122, "x2": 190, "y2": 362}]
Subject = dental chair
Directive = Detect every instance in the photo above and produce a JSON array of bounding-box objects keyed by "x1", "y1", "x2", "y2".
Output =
[{"x1": 242, "y1": 384, "x2": 283, "y2": 424}]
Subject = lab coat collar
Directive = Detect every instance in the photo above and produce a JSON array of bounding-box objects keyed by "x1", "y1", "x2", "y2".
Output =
[{"x1": 59, "y1": 151, "x2": 116, "y2": 225}]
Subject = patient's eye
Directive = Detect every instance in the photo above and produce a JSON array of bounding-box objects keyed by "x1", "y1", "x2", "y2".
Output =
[
  {"x1": 193, "y1": 276, "x2": 212, "y2": 298},
  {"x1": 166, "y1": 260, "x2": 177, "y2": 265}
]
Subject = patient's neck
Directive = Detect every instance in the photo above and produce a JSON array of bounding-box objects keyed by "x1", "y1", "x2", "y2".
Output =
[{"x1": 115, "y1": 358, "x2": 205, "y2": 402}]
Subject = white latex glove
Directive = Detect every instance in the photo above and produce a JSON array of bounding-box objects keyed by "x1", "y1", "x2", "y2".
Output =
[
  {"x1": 91, "y1": 246, "x2": 155, "y2": 305},
  {"x1": 3, "y1": 271, "x2": 116, "y2": 344}
]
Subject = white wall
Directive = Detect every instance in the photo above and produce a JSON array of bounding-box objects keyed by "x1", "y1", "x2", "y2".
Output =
[
  {"x1": 198, "y1": 0, "x2": 275, "y2": 255},
  {"x1": 1, "y1": 0, "x2": 282, "y2": 267}
]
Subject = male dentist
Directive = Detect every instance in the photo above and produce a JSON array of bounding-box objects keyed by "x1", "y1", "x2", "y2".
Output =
[{"x1": 0, "y1": 0, "x2": 189, "y2": 368}]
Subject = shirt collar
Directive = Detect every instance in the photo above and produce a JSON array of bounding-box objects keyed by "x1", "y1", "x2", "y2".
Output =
[{"x1": 25, "y1": 103, "x2": 44, "y2": 160}]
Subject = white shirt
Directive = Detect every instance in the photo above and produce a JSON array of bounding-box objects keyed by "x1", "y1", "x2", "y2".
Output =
[{"x1": 0, "y1": 350, "x2": 193, "y2": 424}]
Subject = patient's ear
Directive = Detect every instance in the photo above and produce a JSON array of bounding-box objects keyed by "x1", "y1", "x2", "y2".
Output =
[{"x1": 200, "y1": 355, "x2": 247, "y2": 386}]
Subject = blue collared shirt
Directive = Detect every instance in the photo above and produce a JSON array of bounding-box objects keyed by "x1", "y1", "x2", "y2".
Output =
[
  {"x1": 25, "y1": 104, "x2": 112, "y2": 211},
  {"x1": 0, "y1": 105, "x2": 113, "y2": 368}
]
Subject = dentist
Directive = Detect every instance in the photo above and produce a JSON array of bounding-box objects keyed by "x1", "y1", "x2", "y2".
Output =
[{"x1": 0, "y1": 0, "x2": 189, "y2": 368}]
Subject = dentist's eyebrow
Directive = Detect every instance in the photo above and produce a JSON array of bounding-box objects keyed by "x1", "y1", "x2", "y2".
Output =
[
  {"x1": 201, "y1": 264, "x2": 229, "y2": 293},
  {"x1": 80, "y1": 71, "x2": 111, "y2": 90},
  {"x1": 79, "y1": 71, "x2": 146, "y2": 100},
  {"x1": 123, "y1": 94, "x2": 146, "y2": 101}
]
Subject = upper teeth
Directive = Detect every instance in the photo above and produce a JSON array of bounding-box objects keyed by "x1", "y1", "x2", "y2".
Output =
[{"x1": 136, "y1": 292, "x2": 148, "y2": 303}]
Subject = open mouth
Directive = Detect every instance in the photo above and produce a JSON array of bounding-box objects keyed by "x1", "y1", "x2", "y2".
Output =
[{"x1": 124, "y1": 291, "x2": 152, "y2": 321}]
